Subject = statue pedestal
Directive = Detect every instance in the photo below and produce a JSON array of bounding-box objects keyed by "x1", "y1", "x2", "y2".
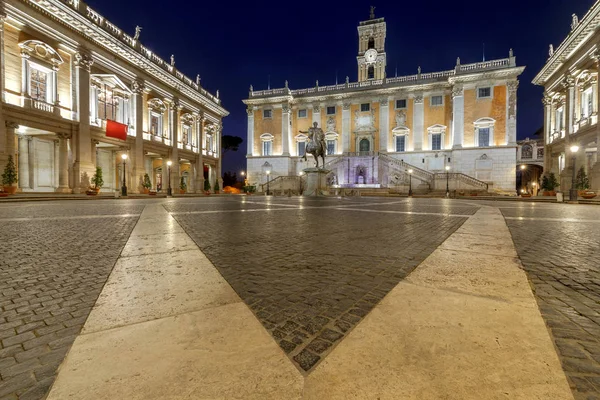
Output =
[{"x1": 302, "y1": 168, "x2": 330, "y2": 196}]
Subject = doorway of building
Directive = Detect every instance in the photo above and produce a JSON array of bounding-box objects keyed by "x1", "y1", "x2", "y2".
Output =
[{"x1": 359, "y1": 139, "x2": 370, "y2": 152}]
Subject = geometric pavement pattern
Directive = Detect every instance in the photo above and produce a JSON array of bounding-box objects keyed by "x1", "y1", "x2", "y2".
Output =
[
  {"x1": 501, "y1": 203, "x2": 600, "y2": 400},
  {"x1": 0, "y1": 202, "x2": 143, "y2": 400},
  {"x1": 168, "y1": 197, "x2": 474, "y2": 372}
]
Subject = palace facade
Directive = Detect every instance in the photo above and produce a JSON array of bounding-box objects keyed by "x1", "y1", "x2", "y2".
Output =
[
  {"x1": 0, "y1": 0, "x2": 228, "y2": 194},
  {"x1": 243, "y1": 11, "x2": 524, "y2": 193},
  {"x1": 533, "y1": 1, "x2": 600, "y2": 192}
]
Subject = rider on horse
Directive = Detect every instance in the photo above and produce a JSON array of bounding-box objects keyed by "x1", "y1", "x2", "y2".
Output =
[{"x1": 299, "y1": 122, "x2": 326, "y2": 168}]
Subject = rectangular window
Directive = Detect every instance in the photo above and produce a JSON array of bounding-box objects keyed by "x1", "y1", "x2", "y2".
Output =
[
  {"x1": 97, "y1": 84, "x2": 116, "y2": 121},
  {"x1": 263, "y1": 109, "x2": 272, "y2": 119},
  {"x1": 326, "y1": 106, "x2": 336, "y2": 115},
  {"x1": 298, "y1": 109, "x2": 307, "y2": 118},
  {"x1": 395, "y1": 99, "x2": 407, "y2": 109},
  {"x1": 395, "y1": 135, "x2": 406, "y2": 152},
  {"x1": 361, "y1": 103, "x2": 370, "y2": 112},
  {"x1": 263, "y1": 141, "x2": 272, "y2": 156},
  {"x1": 326, "y1": 140, "x2": 335, "y2": 155},
  {"x1": 478, "y1": 87, "x2": 492, "y2": 98},
  {"x1": 150, "y1": 113, "x2": 161, "y2": 136},
  {"x1": 29, "y1": 66, "x2": 49, "y2": 102},
  {"x1": 182, "y1": 125, "x2": 191, "y2": 144},
  {"x1": 478, "y1": 128, "x2": 490, "y2": 147},
  {"x1": 431, "y1": 95, "x2": 443, "y2": 106},
  {"x1": 297, "y1": 141, "x2": 306, "y2": 156},
  {"x1": 431, "y1": 133, "x2": 442, "y2": 150},
  {"x1": 582, "y1": 88, "x2": 593, "y2": 118}
]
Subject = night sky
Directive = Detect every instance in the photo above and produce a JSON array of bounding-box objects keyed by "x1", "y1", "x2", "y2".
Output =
[{"x1": 86, "y1": 0, "x2": 595, "y2": 176}]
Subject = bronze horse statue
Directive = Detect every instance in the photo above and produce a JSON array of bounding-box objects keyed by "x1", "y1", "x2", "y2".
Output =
[{"x1": 300, "y1": 122, "x2": 326, "y2": 168}]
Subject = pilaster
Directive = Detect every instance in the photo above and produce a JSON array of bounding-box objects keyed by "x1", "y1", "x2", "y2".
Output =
[
  {"x1": 72, "y1": 50, "x2": 94, "y2": 193},
  {"x1": 312, "y1": 105, "x2": 321, "y2": 126},
  {"x1": 5, "y1": 121, "x2": 17, "y2": 159},
  {"x1": 56, "y1": 133, "x2": 70, "y2": 193},
  {"x1": 17, "y1": 135, "x2": 31, "y2": 189},
  {"x1": 591, "y1": 51, "x2": 600, "y2": 189},
  {"x1": 506, "y1": 80, "x2": 518, "y2": 145},
  {"x1": 132, "y1": 79, "x2": 145, "y2": 193},
  {"x1": 342, "y1": 102, "x2": 351, "y2": 152},
  {"x1": 564, "y1": 75, "x2": 576, "y2": 147},
  {"x1": 246, "y1": 106, "x2": 254, "y2": 156},
  {"x1": 196, "y1": 115, "x2": 205, "y2": 192},
  {"x1": 282, "y1": 103, "x2": 291, "y2": 156},
  {"x1": 413, "y1": 94, "x2": 424, "y2": 151},
  {"x1": 379, "y1": 98, "x2": 389, "y2": 152},
  {"x1": 170, "y1": 99, "x2": 180, "y2": 192},
  {"x1": 542, "y1": 95, "x2": 552, "y2": 175},
  {"x1": 452, "y1": 85, "x2": 464, "y2": 148},
  {"x1": 217, "y1": 123, "x2": 223, "y2": 191}
]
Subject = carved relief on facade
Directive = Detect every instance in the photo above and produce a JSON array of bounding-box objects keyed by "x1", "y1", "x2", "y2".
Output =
[
  {"x1": 507, "y1": 80, "x2": 519, "y2": 118},
  {"x1": 326, "y1": 116, "x2": 336, "y2": 132},
  {"x1": 394, "y1": 110, "x2": 406, "y2": 128}
]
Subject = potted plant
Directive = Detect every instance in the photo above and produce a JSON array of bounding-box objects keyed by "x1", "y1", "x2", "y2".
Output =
[
  {"x1": 87, "y1": 166, "x2": 103, "y2": 195},
  {"x1": 213, "y1": 180, "x2": 220, "y2": 194},
  {"x1": 542, "y1": 173, "x2": 559, "y2": 196},
  {"x1": 204, "y1": 179, "x2": 211, "y2": 195},
  {"x1": 179, "y1": 176, "x2": 187, "y2": 194},
  {"x1": 1, "y1": 155, "x2": 18, "y2": 194},
  {"x1": 142, "y1": 173, "x2": 152, "y2": 194},
  {"x1": 575, "y1": 167, "x2": 590, "y2": 196}
]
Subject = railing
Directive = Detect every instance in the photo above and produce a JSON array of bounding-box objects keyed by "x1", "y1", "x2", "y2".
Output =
[
  {"x1": 260, "y1": 176, "x2": 304, "y2": 193},
  {"x1": 58, "y1": 0, "x2": 221, "y2": 106},
  {"x1": 378, "y1": 153, "x2": 434, "y2": 183},
  {"x1": 249, "y1": 57, "x2": 514, "y2": 98},
  {"x1": 434, "y1": 173, "x2": 488, "y2": 191},
  {"x1": 322, "y1": 156, "x2": 345, "y2": 170},
  {"x1": 31, "y1": 99, "x2": 54, "y2": 113},
  {"x1": 343, "y1": 151, "x2": 376, "y2": 157}
]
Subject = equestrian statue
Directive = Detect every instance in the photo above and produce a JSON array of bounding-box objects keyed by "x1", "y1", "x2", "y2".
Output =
[{"x1": 300, "y1": 122, "x2": 326, "y2": 168}]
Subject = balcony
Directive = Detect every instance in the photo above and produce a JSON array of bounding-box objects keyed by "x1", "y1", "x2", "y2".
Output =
[{"x1": 30, "y1": 99, "x2": 56, "y2": 114}]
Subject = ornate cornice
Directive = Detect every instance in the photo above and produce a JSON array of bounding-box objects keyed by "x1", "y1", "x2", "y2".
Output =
[
  {"x1": 246, "y1": 106, "x2": 254, "y2": 117},
  {"x1": 313, "y1": 105, "x2": 321, "y2": 113},
  {"x1": 451, "y1": 85, "x2": 464, "y2": 98},
  {"x1": 18, "y1": 0, "x2": 228, "y2": 117},
  {"x1": 414, "y1": 94, "x2": 424, "y2": 104},
  {"x1": 507, "y1": 80, "x2": 519, "y2": 93},
  {"x1": 131, "y1": 79, "x2": 145, "y2": 94}
]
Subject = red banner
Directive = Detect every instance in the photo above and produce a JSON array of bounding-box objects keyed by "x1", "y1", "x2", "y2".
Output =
[{"x1": 106, "y1": 120, "x2": 128, "y2": 141}]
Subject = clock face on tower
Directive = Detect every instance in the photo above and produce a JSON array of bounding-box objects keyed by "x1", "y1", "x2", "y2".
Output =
[{"x1": 364, "y1": 48, "x2": 378, "y2": 63}]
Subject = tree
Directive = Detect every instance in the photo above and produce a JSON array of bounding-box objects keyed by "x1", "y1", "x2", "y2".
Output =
[
  {"x1": 575, "y1": 167, "x2": 590, "y2": 190},
  {"x1": 91, "y1": 167, "x2": 103, "y2": 189},
  {"x1": 222, "y1": 135, "x2": 243, "y2": 155},
  {"x1": 142, "y1": 173, "x2": 152, "y2": 189},
  {"x1": 1, "y1": 156, "x2": 18, "y2": 186},
  {"x1": 222, "y1": 171, "x2": 238, "y2": 187}
]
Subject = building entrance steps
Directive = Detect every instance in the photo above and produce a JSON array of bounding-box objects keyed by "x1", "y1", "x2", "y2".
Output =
[{"x1": 46, "y1": 203, "x2": 573, "y2": 399}]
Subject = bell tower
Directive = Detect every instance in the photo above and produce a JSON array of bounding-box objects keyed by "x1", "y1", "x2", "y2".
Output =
[{"x1": 357, "y1": 6, "x2": 387, "y2": 82}]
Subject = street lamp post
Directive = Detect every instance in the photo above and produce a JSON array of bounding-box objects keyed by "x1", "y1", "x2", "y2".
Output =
[
  {"x1": 121, "y1": 154, "x2": 128, "y2": 197},
  {"x1": 167, "y1": 160, "x2": 172, "y2": 196},
  {"x1": 408, "y1": 169, "x2": 413, "y2": 197},
  {"x1": 445, "y1": 165, "x2": 451, "y2": 198},
  {"x1": 266, "y1": 170, "x2": 271, "y2": 195},
  {"x1": 570, "y1": 145, "x2": 579, "y2": 202}
]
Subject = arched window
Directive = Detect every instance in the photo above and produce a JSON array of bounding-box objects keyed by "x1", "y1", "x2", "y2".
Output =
[
  {"x1": 260, "y1": 133, "x2": 274, "y2": 156},
  {"x1": 368, "y1": 37, "x2": 375, "y2": 49},
  {"x1": 521, "y1": 144, "x2": 533, "y2": 159},
  {"x1": 368, "y1": 66, "x2": 375, "y2": 79}
]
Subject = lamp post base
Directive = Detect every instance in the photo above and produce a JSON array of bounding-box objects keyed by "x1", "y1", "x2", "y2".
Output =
[
  {"x1": 569, "y1": 188, "x2": 578, "y2": 203},
  {"x1": 121, "y1": 186, "x2": 127, "y2": 197},
  {"x1": 167, "y1": 188, "x2": 172, "y2": 196}
]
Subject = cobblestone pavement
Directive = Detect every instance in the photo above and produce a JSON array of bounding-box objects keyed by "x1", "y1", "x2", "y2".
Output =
[
  {"x1": 498, "y1": 202, "x2": 600, "y2": 400},
  {"x1": 168, "y1": 197, "x2": 475, "y2": 372},
  {"x1": 0, "y1": 202, "x2": 142, "y2": 399}
]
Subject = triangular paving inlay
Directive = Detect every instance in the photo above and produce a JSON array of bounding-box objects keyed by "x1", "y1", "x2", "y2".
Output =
[{"x1": 168, "y1": 198, "x2": 470, "y2": 372}]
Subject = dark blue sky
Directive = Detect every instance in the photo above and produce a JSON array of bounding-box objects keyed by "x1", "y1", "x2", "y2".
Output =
[{"x1": 87, "y1": 0, "x2": 595, "y2": 175}]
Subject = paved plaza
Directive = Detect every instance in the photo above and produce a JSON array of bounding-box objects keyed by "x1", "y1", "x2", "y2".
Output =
[{"x1": 0, "y1": 197, "x2": 597, "y2": 399}]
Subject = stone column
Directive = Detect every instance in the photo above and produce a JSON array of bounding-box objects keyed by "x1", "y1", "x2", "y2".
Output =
[
  {"x1": 282, "y1": 104, "x2": 291, "y2": 156},
  {"x1": 5, "y1": 121, "x2": 17, "y2": 160},
  {"x1": 246, "y1": 106, "x2": 254, "y2": 156},
  {"x1": 72, "y1": 51, "x2": 94, "y2": 193},
  {"x1": 413, "y1": 94, "x2": 424, "y2": 151},
  {"x1": 592, "y1": 53, "x2": 600, "y2": 189},
  {"x1": 20, "y1": 51, "x2": 31, "y2": 107},
  {"x1": 342, "y1": 102, "x2": 351, "y2": 153},
  {"x1": 56, "y1": 133, "x2": 70, "y2": 193},
  {"x1": 379, "y1": 98, "x2": 389, "y2": 152},
  {"x1": 18, "y1": 135, "x2": 30, "y2": 189},
  {"x1": 564, "y1": 75, "x2": 576, "y2": 143},
  {"x1": 542, "y1": 95, "x2": 552, "y2": 175},
  {"x1": 452, "y1": 85, "x2": 464, "y2": 148},
  {"x1": 196, "y1": 115, "x2": 205, "y2": 192},
  {"x1": 170, "y1": 99, "x2": 180, "y2": 192},
  {"x1": 218, "y1": 124, "x2": 223, "y2": 190},
  {"x1": 130, "y1": 79, "x2": 145, "y2": 193},
  {"x1": 54, "y1": 140, "x2": 59, "y2": 189},
  {"x1": 506, "y1": 81, "x2": 519, "y2": 146}
]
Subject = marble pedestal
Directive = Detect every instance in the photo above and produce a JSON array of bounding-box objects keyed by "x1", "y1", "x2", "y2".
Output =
[{"x1": 302, "y1": 168, "x2": 330, "y2": 196}]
